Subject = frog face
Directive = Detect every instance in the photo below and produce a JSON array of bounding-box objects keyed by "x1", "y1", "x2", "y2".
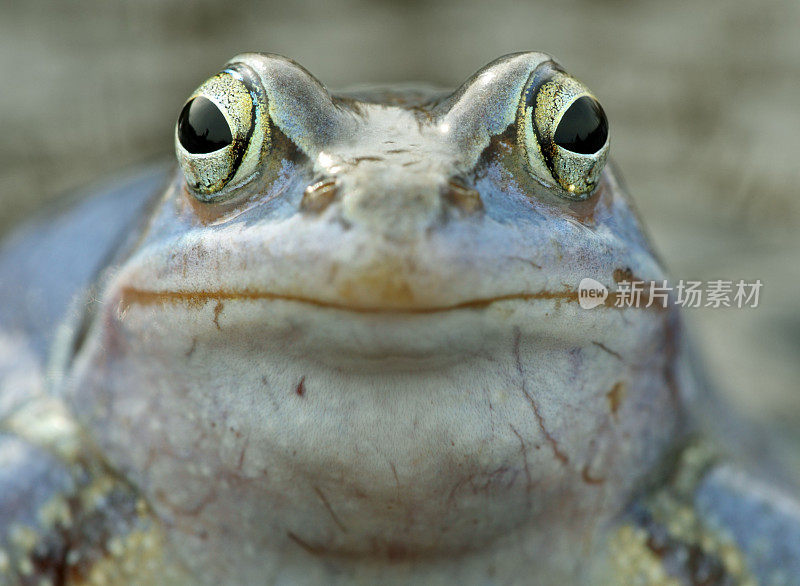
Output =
[
  {"x1": 67, "y1": 53, "x2": 687, "y2": 579},
  {"x1": 126, "y1": 53, "x2": 659, "y2": 344}
]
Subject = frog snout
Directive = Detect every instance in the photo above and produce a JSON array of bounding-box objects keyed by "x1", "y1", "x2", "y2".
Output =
[
  {"x1": 303, "y1": 165, "x2": 483, "y2": 241},
  {"x1": 340, "y1": 172, "x2": 441, "y2": 240}
]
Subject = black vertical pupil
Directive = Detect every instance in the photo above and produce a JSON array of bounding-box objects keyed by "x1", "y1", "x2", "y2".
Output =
[
  {"x1": 178, "y1": 97, "x2": 233, "y2": 154},
  {"x1": 553, "y1": 96, "x2": 608, "y2": 154}
]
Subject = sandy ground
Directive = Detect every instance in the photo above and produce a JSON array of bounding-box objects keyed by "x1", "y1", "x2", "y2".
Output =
[{"x1": 1, "y1": 0, "x2": 798, "y2": 451}]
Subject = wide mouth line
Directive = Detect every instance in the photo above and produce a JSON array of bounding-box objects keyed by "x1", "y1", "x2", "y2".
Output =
[{"x1": 118, "y1": 286, "x2": 658, "y2": 314}]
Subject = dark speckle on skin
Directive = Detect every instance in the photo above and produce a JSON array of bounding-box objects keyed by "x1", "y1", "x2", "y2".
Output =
[
  {"x1": 581, "y1": 464, "x2": 605, "y2": 486},
  {"x1": 508, "y1": 256, "x2": 542, "y2": 270},
  {"x1": 386, "y1": 542, "x2": 409, "y2": 561},
  {"x1": 212, "y1": 301, "x2": 224, "y2": 330},
  {"x1": 592, "y1": 341, "x2": 623, "y2": 361},
  {"x1": 509, "y1": 424, "x2": 533, "y2": 491},
  {"x1": 351, "y1": 156, "x2": 385, "y2": 164},
  {"x1": 286, "y1": 531, "x2": 324, "y2": 556},
  {"x1": 613, "y1": 267, "x2": 634, "y2": 283},
  {"x1": 185, "y1": 337, "x2": 198, "y2": 358},
  {"x1": 606, "y1": 382, "x2": 627, "y2": 420},
  {"x1": 296, "y1": 376, "x2": 306, "y2": 397},
  {"x1": 313, "y1": 486, "x2": 347, "y2": 533}
]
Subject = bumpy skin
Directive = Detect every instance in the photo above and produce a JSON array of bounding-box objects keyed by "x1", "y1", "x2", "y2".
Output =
[{"x1": 1, "y1": 53, "x2": 799, "y2": 585}]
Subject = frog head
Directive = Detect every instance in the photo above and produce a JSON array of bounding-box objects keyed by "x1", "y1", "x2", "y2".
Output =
[{"x1": 67, "y1": 53, "x2": 689, "y2": 581}]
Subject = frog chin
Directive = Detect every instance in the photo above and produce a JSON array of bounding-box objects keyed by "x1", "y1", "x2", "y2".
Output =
[{"x1": 65, "y1": 275, "x2": 684, "y2": 571}]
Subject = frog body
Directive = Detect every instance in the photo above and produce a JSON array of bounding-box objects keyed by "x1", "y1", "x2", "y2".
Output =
[{"x1": 1, "y1": 53, "x2": 798, "y2": 585}]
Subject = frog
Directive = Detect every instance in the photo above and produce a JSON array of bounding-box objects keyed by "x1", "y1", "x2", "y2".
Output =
[{"x1": 1, "y1": 51, "x2": 799, "y2": 585}]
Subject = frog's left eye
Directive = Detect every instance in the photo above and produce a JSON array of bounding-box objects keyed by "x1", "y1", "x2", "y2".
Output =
[
  {"x1": 518, "y1": 63, "x2": 609, "y2": 199},
  {"x1": 175, "y1": 66, "x2": 270, "y2": 202}
]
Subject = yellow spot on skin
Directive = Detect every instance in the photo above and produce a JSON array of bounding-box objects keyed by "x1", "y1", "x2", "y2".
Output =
[
  {"x1": 9, "y1": 525, "x2": 37, "y2": 551},
  {"x1": 84, "y1": 526, "x2": 191, "y2": 586},
  {"x1": 720, "y1": 543, "x2": 745, "y2": 576},
  {"x1": 108, "y1": 536, "x2": 125, "y2": 557},
  {"x1": 80, "y1": 476, "x2": 118, "y2": 510},
  {"x1": 609, "y1": 525, "x2": 680, "y2": 585},
  {"x1": 37, "y1": 494, "x2": 72, "y2": 529},
  {"x1": 18, "y1": 556, "x2": 33, "y2": 577},
  {"x1": 5, "y1": 397, "x2": 81, "y2": 461}
]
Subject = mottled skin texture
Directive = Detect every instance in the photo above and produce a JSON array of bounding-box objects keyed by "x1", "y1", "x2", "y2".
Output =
[{"x1": 0, "y1": 53, "x2": 799, "y2": 585}]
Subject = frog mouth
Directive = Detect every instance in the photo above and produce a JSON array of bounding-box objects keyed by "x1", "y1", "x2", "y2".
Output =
[
  {"x1": 114, "y1": 285, "x2": 585, "y2": 369},
  {"x1": 118, "y1": 285, "x2": 591, "y2": 314}
]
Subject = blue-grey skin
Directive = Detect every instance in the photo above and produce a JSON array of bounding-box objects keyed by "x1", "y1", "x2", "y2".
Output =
[{"x1": 1, "y1": 53, "x2": 799, "y2": 585}]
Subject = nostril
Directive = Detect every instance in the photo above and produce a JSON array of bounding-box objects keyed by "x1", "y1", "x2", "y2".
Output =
[
  {"x1": 442, "y1": 179, "x2": 483, "y2": 214},
  {"x1": 301, "y1": 178, "x2": 339, "y2": 213}
]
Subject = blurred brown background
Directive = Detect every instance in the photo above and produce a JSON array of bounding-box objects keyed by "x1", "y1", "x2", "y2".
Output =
[{"x1": 1, "y1": 0, "x2": 798, "y2": 445}]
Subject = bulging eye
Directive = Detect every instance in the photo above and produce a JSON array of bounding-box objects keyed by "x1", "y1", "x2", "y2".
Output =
[
  {"x1": 175, "y1": 66, "x2": 270, "y2": 202},
  {"x1": 518, "y1": 63, "x2": 609, "y2": 199},
  {"x1": 553, "y1": 96, "x2": 608, "y2": 155},
  {"x1": 178, "y1": 97, "x2": 233, "y2": 154}
]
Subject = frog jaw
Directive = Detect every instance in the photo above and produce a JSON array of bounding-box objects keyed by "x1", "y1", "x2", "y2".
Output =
[{"x1": 67, "y1": 275, "x2": 686, "y2": 580}]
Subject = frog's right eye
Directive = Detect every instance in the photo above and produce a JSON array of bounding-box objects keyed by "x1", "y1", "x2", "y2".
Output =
[
  {"x1": 517, "y1": 63, "x2": 609, "y2": 199},
  {"x1": 175, "y1": 66, "x2": 270, "y2": 202}
]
